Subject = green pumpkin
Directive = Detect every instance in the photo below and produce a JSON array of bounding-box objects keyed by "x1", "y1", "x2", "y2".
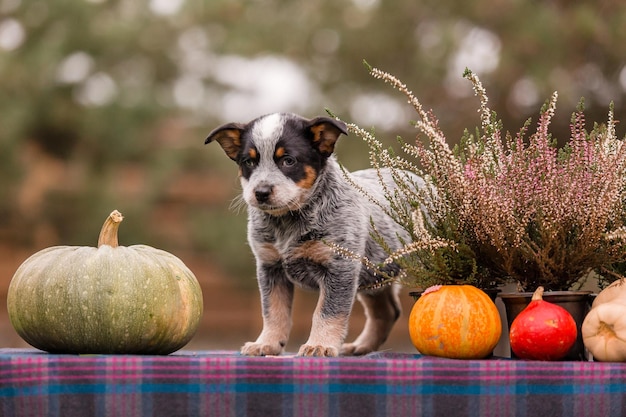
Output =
[{"x1": 7, "y1": 210, "x2": 203, "y2": 354}]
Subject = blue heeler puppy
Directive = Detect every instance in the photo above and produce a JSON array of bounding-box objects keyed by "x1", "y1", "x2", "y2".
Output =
[{"x1": 206, "y1": 113, "x2": 410, "y2": 357}]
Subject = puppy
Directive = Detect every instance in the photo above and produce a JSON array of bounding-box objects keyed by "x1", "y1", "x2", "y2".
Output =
[{"x1": 205, "y1": 113, "x2": 410, "y2": 357}]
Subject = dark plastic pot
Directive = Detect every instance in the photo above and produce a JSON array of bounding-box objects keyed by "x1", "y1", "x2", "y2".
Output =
[
  {"x1": 409, "y1": 287, "x2": 501, "y2": 303},
  {"x1": 499, "y1": 291, "x2": 593, "y2": 361}
]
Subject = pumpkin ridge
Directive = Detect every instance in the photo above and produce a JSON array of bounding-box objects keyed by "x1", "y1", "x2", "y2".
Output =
[
  {"x1": 460, "y1": 286, "x2": 471, "y2": 355},
  {"x1": 431, "y1": 289, "x2": 447, "y2": 353}
]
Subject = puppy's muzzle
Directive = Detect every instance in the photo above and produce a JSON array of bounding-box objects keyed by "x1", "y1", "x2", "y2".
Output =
[{"x1": 255, "y1": 185, "x2": 273, "y2": 204}]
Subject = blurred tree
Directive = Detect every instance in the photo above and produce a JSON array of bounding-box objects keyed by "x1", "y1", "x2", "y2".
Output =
[{"x1": 1, "y1": 0, "x2": 625, "y2": 281}]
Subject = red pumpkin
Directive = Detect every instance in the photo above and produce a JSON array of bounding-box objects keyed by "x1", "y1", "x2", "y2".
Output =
[
  {"x1": 408, "y1": 285, "x2": 502, "y2": 359},
  {"x1": 509, "y1": 286, "x2": 577, "y2": 361}
]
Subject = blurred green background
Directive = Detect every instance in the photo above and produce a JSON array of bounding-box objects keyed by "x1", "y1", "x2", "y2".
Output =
[{"x1": 1, "y1": 0, "x2": 625, "y2": 352}]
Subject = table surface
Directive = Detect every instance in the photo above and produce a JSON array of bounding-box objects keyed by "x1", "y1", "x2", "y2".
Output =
[{"x1": 1, "y1": 348, "x2": 625, "y2": 417}]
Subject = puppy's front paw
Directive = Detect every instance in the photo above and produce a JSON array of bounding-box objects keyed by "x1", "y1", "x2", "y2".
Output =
[
  {"x1": 297, "y1": 344, "x2": 339, "y2": 357},
  {"x1": 241, "y1": 341, "x2": 283, "y2": 356}
]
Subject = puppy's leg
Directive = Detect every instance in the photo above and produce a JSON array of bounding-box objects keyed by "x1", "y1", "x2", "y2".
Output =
[
  {"x1": 241, "y1": 264, "x2": 294, "y2": 356},
  {"x1": 297, "y1": 276, "x2": 357, "y2": 357},
  {"x1": 341, "y1": 283, "x2": 401, "y2": 356}
]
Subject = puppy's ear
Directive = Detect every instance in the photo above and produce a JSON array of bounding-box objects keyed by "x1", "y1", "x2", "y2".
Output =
[
  {"x1": 205, "y1": 123, "x2": 246, "y2": 161},
  {"x1": 306, "y1": 117, "x2": 348, "y2": 157}
]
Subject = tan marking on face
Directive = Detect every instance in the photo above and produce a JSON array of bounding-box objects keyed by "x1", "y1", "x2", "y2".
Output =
[
  {"x1": 248, "y1": 148, "x2": 257, "y2": 160},
  {"x1": 275, "y1": 147, "x2": 285, "y2": 158},
  {"x1": 291, "y1": 240, "x2": 332, "y2": 264},
  {"x1": 256, "y1": 243, "x2": 282, "y2": 264},
  {"x1": 296, "y1": 165, "x2": 317, "y2": 189}
]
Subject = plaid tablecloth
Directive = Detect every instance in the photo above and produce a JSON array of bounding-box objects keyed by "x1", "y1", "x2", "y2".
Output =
[{"x1": 1, "y1": 348, "x2": 625, "y2": 417}]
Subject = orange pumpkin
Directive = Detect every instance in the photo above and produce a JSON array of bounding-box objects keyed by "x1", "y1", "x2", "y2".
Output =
[{"x1": 408, "y1": 285, "x2": 502, "y2": 359}]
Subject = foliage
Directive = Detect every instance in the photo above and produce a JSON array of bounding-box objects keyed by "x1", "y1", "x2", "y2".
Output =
[
  {"x1": 344, "y1": 65, "x2": 626, "y2": 291},
  {"x1": 3, "y1": 0, "x2": 626, "y2": 284}
]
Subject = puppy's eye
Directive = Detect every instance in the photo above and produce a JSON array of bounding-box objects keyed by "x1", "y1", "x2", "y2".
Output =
[
  {"x1": 281, "y1": 156, "x2": 297, "y2": 167},
  {"x1": 242, "y1": 158, "x2": 256, "y2": 168}
]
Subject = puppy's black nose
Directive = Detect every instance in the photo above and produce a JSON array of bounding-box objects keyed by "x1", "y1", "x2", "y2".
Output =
[{"x1": 255, "y1": 185, "x2": 273, "y2": 203}]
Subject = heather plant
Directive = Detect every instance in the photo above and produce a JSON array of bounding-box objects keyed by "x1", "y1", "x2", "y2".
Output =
[
  {"x1": 342, "y1": 64, "x2": 626, "y2": 291},
  {"x1": 333, "y1": 119, "x2": 493, "y2": 290}
]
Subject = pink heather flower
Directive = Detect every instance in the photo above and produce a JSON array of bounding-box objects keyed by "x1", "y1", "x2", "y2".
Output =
[{"x1": 463, "y1": 162, "x2": 477, "y2": 180}]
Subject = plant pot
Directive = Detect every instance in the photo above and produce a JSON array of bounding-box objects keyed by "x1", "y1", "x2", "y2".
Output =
[
  {"x1": 500, "y1": 291, "x2": 593, "y2": 361},
  {"x1": 410, "y1": 287, "x2": 501, "y2": 303}
]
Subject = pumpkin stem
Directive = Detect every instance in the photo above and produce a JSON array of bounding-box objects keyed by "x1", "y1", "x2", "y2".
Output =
[
  {"x1": 423, "y1": 285, "x2": 443, "y2": 296},
  {"x1": 531, "y1": 286, "x2": 545, "y2": 301},
  {"x1": 98, "y1": 210, "x2": 124, "y2": 248}
]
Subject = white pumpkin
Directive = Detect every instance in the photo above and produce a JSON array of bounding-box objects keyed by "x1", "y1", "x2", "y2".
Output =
[
  {"x1": 591, "y1": 279, "x2": 626, "y2": 308},
  {"x1": 582, "y1": 280, "x2": 626, "y2": 361},
  {"x1": 582, "y1": 301, "x2": 626, "y2": 362}
]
